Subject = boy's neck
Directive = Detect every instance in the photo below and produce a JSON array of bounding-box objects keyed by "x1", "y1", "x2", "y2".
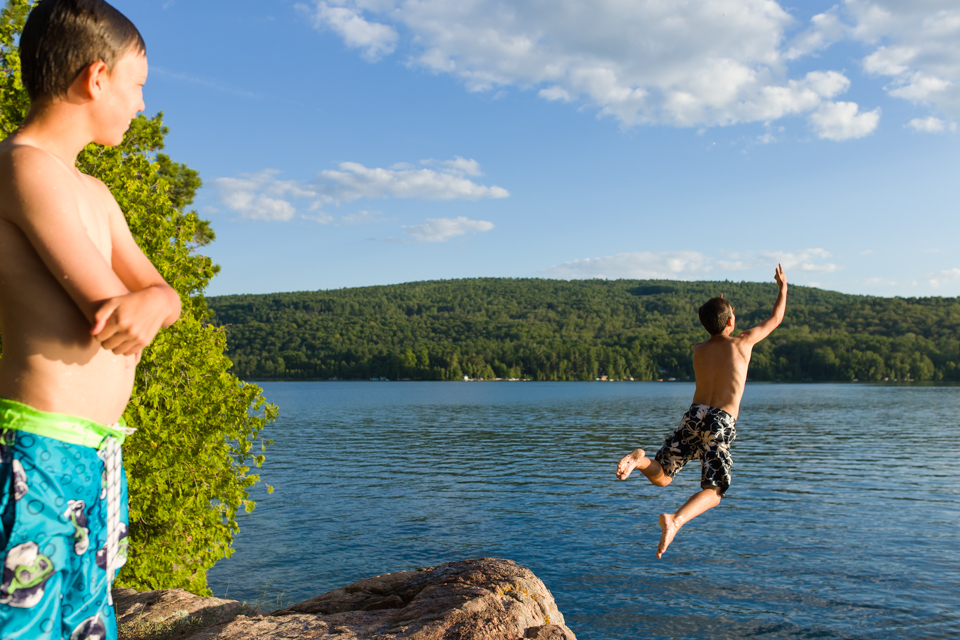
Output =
[{"x1": 15, "y1": 102, "x2": 97, "y2": 167}]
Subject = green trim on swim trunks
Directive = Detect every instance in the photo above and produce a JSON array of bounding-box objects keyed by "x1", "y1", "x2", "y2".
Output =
[{"x1": 0, "y1": 398, "x2": 131, "y2": 449}]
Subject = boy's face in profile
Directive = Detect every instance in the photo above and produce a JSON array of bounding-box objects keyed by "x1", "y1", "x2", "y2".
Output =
[{"x1": 94, "y1": 48, "x2": 147, "y2": 146}]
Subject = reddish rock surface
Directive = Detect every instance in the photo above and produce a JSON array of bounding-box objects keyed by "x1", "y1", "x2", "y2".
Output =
[
  {"x1": 113, "y1": 587, "x2": 249, "y2": 629},
  {"x1": 116, "y1": 558, "x2": 577, "y2": 640}
]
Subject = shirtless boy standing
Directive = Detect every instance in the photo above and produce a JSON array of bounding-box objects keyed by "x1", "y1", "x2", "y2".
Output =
[
  {"x1": 616, "y1": 265, "x2": 787, "y2": 559},
  {"x1": 0, "y1": 1, "x2": 180, "y2": 638}
]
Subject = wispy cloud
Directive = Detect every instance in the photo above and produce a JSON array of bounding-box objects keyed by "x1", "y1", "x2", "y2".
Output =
[
  {"x1": 402, "y1": 216, "x2": 495, "y2": 243},
  {"x1": 907, "y1": 117, "x2": 957, "y2": 133},
  {"x1": 543, "y1": 248, "x2": 837, "y2": 279},
  {"x1": 318, "y1": 159, "x2": 509, "y2": 202},
  {"x1": 927, "y1": 268, "x2": 960, "y2": 288},
  {"x1": 297, "y1": 1, "x2": 398, "y2": 61},
  {"x1": 211, "y1": 157, "x2": 508, "y2": 222},
  {"x1": 543, "y1": 251, "x2": 713, "y2": 280},
  {"x1": 339, "y1": 209, "x2": 386, "y2": 225},
  {"x1": 721, "y1": 248, "x2": 838, "y2": 273},
  {"x1": 211, "y1": 170, "x2": 316, "y2": 221},
  {"x1": 153, "y1": 67, "x2": 275, "y2": 102}
]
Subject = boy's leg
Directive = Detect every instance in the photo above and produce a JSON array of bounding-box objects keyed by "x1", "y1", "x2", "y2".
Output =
[
  {"x1": 657, "y1": 486, "x2": 722, "y2": 559},
  {"x1": 619, "y1": 410, "x2": 697, "y2": 486},
  {"x1": 655, "y1": 408, "x2": 736, "y2": 558},
  {"x1": 67, "y1": 442, "x2": 130, "y2": 640},
  {"x1": 616, "y1": 449, "x2": 671, "y2": 486},
  {"x1": 0, "y1": 433, "x2": 84, "y2": 640}
]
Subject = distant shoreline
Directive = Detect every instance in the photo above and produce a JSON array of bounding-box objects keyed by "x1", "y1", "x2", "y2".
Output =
[
  {"x1": 245, "y1": 378, "x2": 960, "y2": 386},
  {"x1": 210, "y1": 278, "x2": 960, "y2": 384}
]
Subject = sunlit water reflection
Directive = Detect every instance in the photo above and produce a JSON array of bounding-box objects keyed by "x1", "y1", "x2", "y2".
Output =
[{"x1": 207, "y1": 382, "x2": 960, "y2": 639}]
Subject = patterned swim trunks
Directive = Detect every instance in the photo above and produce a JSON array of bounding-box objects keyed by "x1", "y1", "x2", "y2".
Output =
[
  {"x1": 654, "y1": 403, "x2": 737, "y2": 495},
  {"x1": 0, "y1": 399, "x2": 131, "y2": 640}
]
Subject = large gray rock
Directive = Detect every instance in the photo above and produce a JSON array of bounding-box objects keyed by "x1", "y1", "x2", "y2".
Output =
[{"x1": 116, "y1": 558, "x2": 576, "y2": 640}]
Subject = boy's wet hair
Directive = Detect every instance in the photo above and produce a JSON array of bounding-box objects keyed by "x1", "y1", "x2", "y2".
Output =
[
  {"x1": 19, "y1": 0, "x2": 145, "y2": 104},
  {"x1": 699, "y1": 297, "x2": 734, "y2": 335}
]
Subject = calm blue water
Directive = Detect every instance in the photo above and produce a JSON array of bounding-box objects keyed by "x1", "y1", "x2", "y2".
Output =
[{"x1": 206, "y1": 382, "x2": 960, "y2": 639}]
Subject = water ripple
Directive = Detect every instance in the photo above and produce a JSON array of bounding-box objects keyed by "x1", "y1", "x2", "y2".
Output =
[{"x1": 207, "y1": 382, "x2": 960, "y2": 639}]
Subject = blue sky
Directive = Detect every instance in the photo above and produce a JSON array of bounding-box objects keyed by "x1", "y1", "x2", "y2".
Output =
[{"x1": 112, "y1": 0, "x2": 959, "y2": 297}]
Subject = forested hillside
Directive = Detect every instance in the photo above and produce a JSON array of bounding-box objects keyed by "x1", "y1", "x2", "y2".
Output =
[{"x1": 207, "y1": 278, "x2": 960, "y2": 382}]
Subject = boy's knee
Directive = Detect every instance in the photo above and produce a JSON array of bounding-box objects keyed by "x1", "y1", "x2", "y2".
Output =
[
  {"x1": 701, "y1": 484, "x2": 723, "y2": 500},
  {"x1": 649, "y1": 473, "x2": 672, "y2": 487}
]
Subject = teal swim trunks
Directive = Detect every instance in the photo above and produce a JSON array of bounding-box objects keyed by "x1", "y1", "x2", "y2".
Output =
[{"x1": 0, "y1": 398, "x2": 132, "y2": 640}]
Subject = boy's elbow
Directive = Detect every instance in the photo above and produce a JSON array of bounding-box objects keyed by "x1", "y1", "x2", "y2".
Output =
[
  {"x1": 169, "y1": 299, "x2": 182, "y2": 326},
  {"x1": 170, "y1": 296, "x2": 182, "y2": 325},
  {"x1": 162, "y1": 285, "x2": 182, "y2": 326}
]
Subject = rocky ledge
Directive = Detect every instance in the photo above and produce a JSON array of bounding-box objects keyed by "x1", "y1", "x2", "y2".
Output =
[{"x1": 115, "y1": 558, "x2": 577, "y2": 640}]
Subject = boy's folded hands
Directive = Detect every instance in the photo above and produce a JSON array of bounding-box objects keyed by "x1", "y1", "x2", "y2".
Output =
[{"x1": 91, "y1": 284, "x2": 177, "y2": 356}]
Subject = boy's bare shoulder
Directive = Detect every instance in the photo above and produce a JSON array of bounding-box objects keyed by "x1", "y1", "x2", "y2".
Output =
[
  {"x1": 0, "y1": 139, "x2": 112, "y2": 223},
  {"x1": 0, "y1": 139, "x2": 71, "y2": 198}
]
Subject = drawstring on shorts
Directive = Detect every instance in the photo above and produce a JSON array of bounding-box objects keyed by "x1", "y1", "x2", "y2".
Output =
[{"x1": 97, "y1": 426, "x2": 135, "y2": 607}]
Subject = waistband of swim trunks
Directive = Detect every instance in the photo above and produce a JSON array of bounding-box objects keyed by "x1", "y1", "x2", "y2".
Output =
[
  {"x1": 689, "y1": 403, "x2": 736, "y2": 420},
  {"x1": 0, "y1": 398, "x2": 131, "y2": 450}
]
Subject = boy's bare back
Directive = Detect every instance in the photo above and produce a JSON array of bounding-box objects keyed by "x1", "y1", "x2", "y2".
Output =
[
  {"x1": 691, "y1": 264, "x2": 788, "y2": 419},
  {"x1": 0, "y1": 47, "x2": 179, "y2": 426}
]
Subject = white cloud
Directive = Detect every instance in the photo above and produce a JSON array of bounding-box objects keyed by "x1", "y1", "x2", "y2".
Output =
[
  {"x1": 211, "y1": 170, "x2": 316, "y2": 221},
  {"x1": 725, "y1": 248, "x2": 839, "y2": 273},
  {"x1": 928, "y1": 268, "x2": 960, "y2": 287},
  {"x1": 318, "y1": 161, "x2": 509, "y2": 201},
  {"x1": 298, "y1": 1, "x2": 398, "y2": 61},
  {"x1": 430, "y1": 156, "x2": 484, "y2": 177},
  {"x1": 402, "y1": 216, "x2": 494, "y2": 243},
  {"x1": 212, "y1": 158, "x2": 507, "y2": 221},
  {"x1": 339, "y1": 209, "x2": 385, "y2": 224},
  {"x1": 300, "y1": 0, "x2": 887, "y2": 132},
  {"x1": 907, "y1": 116, "x2": 956, "y2": 133},
  {"x1": 543, "y1": 251, "x2": 713, "y2": 280},
  {"x1": 544, "y1": 248, "x2": 838, "y2": 280},
  {"x1": 301, "y1": 1, "x2": 960, "y2": 133},
  {"x1": 809, "y1": 101, "x2": 881, "y2": 140},
  {"x1": 829, "y1": 1, "x2": 960, "y2": 117},
  {"x1": 785, "y1": 7, "x2": 847, "y2": 60}
]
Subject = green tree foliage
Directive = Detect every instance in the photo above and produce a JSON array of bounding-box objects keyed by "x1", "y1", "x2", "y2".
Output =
[
  {"x1": 209, "y1": 278, "x2": 960, "y2": 383},
  {"x1": 0, "y1": 0, "x2": 276, "y2": 594}
]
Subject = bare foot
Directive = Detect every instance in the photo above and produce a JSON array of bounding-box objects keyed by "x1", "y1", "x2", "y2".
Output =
[
  {"x1": 616, "y1": 449, "x2": 646, "y2": 480},
  {"x1": 657, "y1": 513, "x2": 681, "y2": 559}
]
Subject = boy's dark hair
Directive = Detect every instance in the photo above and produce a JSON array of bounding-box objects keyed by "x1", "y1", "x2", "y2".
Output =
[
  {"x1": 19, "y1": 0, "x2": 145, "y2": 103},
  {"x1": 698, "y1": 297, "x2": 734, "y2": 335}
]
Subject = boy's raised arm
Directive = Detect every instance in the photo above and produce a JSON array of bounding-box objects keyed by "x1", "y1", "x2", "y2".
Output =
[{"x1": 738, "y1": 264, "x2": 787, "y2": 346}]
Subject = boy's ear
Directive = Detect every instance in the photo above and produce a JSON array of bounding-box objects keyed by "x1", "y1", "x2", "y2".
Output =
[{"x1": 69, "y1": 60, "x2": 110, "y2": 102}]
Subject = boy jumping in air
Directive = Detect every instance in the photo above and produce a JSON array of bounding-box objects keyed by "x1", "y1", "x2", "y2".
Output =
[
  {"x1": 0, "y1": 1, "x2": 180, "y2": 637},
  {"x1": 617, "y1": 265, "x2": 787, "y2": 558}
]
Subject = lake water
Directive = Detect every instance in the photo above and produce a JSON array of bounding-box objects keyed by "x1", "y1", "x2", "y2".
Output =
[{"x1": 206, "y1": 382, "x2": 960, "y2": 639}]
